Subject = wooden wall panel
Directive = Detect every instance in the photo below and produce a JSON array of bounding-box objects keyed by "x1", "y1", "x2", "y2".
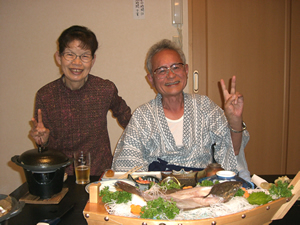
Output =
[
  {"x1": 287, "y1": 0, "x2": 300, "y2": 173},
  {"x1": 188, "y1": 0, "x2": 299, "y2": 175}
]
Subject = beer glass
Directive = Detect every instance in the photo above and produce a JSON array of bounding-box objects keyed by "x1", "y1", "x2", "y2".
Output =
[{"x1": 74, "y1": 151, "x2": 90, "y2": 184}]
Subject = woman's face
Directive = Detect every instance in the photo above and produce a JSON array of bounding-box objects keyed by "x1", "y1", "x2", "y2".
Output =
[
  {"x1": 147, "y1": 49, "x2": 188, "y2": 97},
  {"x1": 55, "y1": 39, "x2": 96, "y2": 90}
]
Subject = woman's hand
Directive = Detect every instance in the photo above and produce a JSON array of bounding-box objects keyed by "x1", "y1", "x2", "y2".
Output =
[
  {"x1": 220, "y1": 76, "x2": 244, "y2": 129},
  {"x1": 30, "y1": 109, "x2": 50, "y2": 146}
]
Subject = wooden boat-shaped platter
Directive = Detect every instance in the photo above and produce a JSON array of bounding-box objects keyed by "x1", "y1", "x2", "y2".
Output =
[{"x1": 83, "y1": 172, "x2": 300, "y2": 225}]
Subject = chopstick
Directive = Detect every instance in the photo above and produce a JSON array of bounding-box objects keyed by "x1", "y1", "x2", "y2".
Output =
[{"x1": 118, "y1": 165, "x2": 143, "y2": 179}]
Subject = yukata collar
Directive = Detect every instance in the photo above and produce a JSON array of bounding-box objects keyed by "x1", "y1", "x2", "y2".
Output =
[{"x1": 154, "y1": 92, "x2": 193, "y2": 150}]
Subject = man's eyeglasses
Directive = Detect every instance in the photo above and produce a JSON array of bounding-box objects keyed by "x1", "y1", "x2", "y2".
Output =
[
  {"x1": 153, "y1": 63, "x2": 185, "y2": 79},
  {"x1": 61, "y1": 52, "x2": 93, "y2": 63}
]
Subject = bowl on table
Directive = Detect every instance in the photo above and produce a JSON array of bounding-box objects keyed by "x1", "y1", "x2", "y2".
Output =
[
  {"x1": 216, "y1": 170, "x2": 236, "y2": 180},
  {"x1": 161, "y1": 169, "x2": 198, "y2": 187},
  {"x1": 128, "y1": 174, "x2": 160, "y2": 191}
]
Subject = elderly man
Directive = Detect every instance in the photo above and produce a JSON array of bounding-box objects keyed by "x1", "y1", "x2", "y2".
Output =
[{"x1": 112, "y1": 39, "x2": 250, "y2": 182}]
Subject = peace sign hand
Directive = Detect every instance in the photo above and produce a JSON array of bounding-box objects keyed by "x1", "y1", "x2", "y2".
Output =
[
  {"x1": 30, "y1": 109, "x2": 50, "y2": 146},
  {"x1": 220, "y1": 76, "x2": 244, "y2": 128}
]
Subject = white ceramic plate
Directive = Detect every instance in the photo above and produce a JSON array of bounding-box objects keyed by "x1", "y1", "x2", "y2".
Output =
[{"x1": 85, "y1": 179, "x2": 136, "y2": 193}]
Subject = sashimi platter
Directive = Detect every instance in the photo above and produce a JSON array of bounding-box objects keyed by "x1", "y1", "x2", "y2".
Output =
[{"x1": 83, "y1": 169, "x2": 300, "y2": 225}]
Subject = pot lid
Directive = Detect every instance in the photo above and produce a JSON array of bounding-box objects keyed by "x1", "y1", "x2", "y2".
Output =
[
  {"x1": 11, "y1": 147, "x2": 73, "y2": 172},
  {"x1": 19, "y1": 147, "x2": 69, "y2": 166}
]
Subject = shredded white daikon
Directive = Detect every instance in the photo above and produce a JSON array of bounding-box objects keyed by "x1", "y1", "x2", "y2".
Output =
[
  {"x1": 143, "y1": 183, "x2": 168, "y2": 200},
  {"x1": 248, "y1": 188, "x2": 269, "y2": 194},
  {"x1": 175, "y1": 197, "x2": 256, "y2": 220},
  {"x1": 104, "y1": 196, "x2": 257, "y2": 220},
  {"x1": 104, "y1": 200, "x2": 139, "y2": 218}
]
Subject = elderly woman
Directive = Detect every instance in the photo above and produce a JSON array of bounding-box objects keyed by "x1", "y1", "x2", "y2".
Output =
[
  {"x1": 112, "y1": 39, "x2": 250, "y2": 181},
  {"x1": 30, "y1": 25, "x2": 131, "y2": 175}
]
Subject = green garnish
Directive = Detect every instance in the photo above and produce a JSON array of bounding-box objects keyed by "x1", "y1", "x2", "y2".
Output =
[
  {"x1": 247, "y1": 179, "x2": 294, "y2": 205},
  {"x1": 140, "y1": 197, "x2": 180, "y2": 219},
  {"x1": 234, "y1": 188, "x2": 245, "y2": 197},
  {"x1": 247, "y1": 192, "x2": 273, "y2": 205},
  {"x1": 99, "y1": 186, "x2": 132, "y2": 203},
  {"x1": 156, "y1": 180, "x2": 181, "y2": 190},
  {"x1": 269, "y1": 180, "x2": 293, "y2": 198},
  {"x1": 198, "y1": 179, "x2": 220, "y2": 186}
]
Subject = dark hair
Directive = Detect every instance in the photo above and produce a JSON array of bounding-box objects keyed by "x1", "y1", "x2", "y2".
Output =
[
  {"x1": 58, "y1": 25, "x2": 98, "y2": 56},
  {"x1": 146, "y1": 39, "x2": 186, "y2": 74}
]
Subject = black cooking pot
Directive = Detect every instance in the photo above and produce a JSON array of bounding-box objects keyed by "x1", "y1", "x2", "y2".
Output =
[{"x1": 11, "y1": 147, "x2": 73, "y2": 199}]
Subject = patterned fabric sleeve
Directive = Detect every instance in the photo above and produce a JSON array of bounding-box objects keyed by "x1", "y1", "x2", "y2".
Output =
[
  {"x1": 197, "y1": 95, "x2": 238, "y2": 173},
  {"x1": 236, "y1": 131, "x2": 250, "y2": 181},
  {"x1": 112, "y1": 107, "x2": 148, "y2": 172},
  {"x1": 109, "y1": 83, "x2": 131, "y2": 128},
  {"x1": 201, "y1": 95, "x2": 250, "y2": 176}
]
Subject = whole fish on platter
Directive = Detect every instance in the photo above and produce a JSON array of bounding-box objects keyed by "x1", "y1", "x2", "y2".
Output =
[{"x1": 115, "y1": 180, "x2": 242, "y2": 210}]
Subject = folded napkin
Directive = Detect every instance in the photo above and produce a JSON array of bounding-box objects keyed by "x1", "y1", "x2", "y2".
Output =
[{"x1": 251, "y1": 174, "x2": 268, "y2": 188}]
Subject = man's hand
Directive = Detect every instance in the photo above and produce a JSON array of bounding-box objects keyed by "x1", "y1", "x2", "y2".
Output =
[{"x1": 220, "y1": 76, "x2": 243, "y2": 128}]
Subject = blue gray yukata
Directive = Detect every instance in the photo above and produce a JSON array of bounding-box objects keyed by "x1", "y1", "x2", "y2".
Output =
[{"x1": 112, "y1": 92, "x2": 250, "y2": 181}]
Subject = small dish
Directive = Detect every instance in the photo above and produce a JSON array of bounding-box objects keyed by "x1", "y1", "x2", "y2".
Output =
[
  {"x1": 85, "y1": 179, "x2": 135, "y2": 193},
  {"x1": 128, "y1": 174, "x2": 159, "y2": 191},
  {"x1": 161, "y1": 169, "x2": 198, "y2": 187},
  {"x1": 0, "y1": 195, "x2": 25, "y2": 222},
  {"x1": 216, "y1": 170, "x2": 236, "y2": 180},
  {"x1": 161, "y1": 176, "x2": 181, "y2": 186}
]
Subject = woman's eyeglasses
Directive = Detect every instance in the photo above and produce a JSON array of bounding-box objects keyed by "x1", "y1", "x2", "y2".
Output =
[{"x1": 61, "y1": 52, "x2": 93, "y2": 63}]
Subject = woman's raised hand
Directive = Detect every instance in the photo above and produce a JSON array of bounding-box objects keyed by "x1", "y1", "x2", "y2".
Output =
[{"x1": 30, "y1": 109, "x2": 50, "y2": 146}]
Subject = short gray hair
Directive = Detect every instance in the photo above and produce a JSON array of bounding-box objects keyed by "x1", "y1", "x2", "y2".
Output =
[{"x1": 145, "y1": 39, "x2": 186, "y2": 74}]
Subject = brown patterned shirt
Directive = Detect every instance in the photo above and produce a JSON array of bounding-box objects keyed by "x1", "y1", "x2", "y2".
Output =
[{"x1": 34, "y1": 75, "x2": 131, "y2": 175}]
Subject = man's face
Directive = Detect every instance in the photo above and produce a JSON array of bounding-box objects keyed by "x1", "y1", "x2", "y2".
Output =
[{"x1": 147, "y1": 49, "x2": 188, "y2": 97}]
